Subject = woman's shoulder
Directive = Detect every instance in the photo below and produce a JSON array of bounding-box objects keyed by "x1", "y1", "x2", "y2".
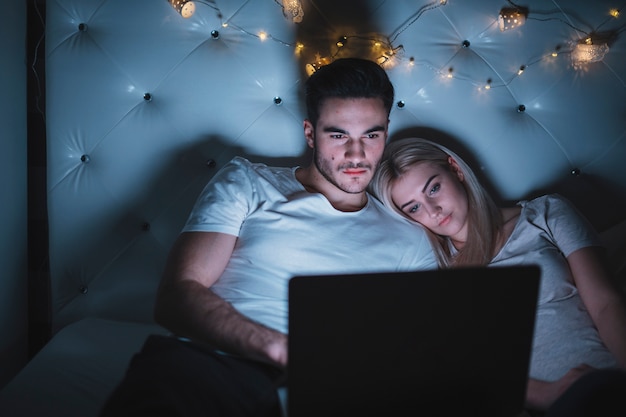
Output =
[{"x1": 518, "y1": 193, "x2": 572, "y2": 212}]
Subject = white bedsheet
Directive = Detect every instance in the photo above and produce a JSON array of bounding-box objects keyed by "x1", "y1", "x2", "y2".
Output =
[{"x1": 0, "y1": 318, "x2": 167, "y2": 417}]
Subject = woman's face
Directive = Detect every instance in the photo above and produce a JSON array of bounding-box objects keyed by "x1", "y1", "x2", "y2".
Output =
[{"x1": 390, "y1": 158, "x2": 470, "y2": 246}]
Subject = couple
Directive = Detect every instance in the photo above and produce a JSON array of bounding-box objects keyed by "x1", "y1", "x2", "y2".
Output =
[{"x1": 100, "y1": 58, "x2": 626, "y2": 417}]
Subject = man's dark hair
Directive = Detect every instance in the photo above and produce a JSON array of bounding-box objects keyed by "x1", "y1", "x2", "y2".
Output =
[{"x1": 304, "y1": 58, "x2": 395, "y2": 127}]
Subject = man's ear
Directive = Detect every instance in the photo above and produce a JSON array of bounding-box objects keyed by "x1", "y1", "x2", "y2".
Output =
[
  {"x1": 303, "y1": 120, "x2": 315, "y2": 149},
  {"x1": 448, "y1": 156, "x2": 465, "y2": 182}
]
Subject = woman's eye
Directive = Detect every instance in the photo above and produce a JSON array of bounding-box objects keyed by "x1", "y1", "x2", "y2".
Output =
[
  {"x1": 429, "y1": 183, "x2": 440, "y2": 195},
  {"x1": 409, "y1": 204, "x2": 420, "y2": 214}
]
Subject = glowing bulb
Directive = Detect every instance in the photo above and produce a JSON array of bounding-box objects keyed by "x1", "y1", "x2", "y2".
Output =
[
  {"x1": 610, "y1": 9, "x2": 620, "y2": 18},
  {"x1": 447, "y1": 68, "x2": 453, "y2": 78},
  {"x1": 517, "y1": 65, "x2": 526, "y2": 75},
  {"x1": 258, "y1": 31, "x2": 268, "y2": 41},
  {"x1": 169, "y1": 0, "x2": 196, "y2": 18},
  {"x1": 409, "y1": 57, "x2": 415, "y2": 66},
  {"x1": 282, "y1": 0, "x2": 304, "y2": 23},
  {"x1": 484, "y1": 79, "x2": 492, "y2": 90},
  {"x1": 572, "y1": 42, "x2": 609, "y2": 65},
  {"x1": 498, "y1": 8, "x2": 526, "y2": 31}
]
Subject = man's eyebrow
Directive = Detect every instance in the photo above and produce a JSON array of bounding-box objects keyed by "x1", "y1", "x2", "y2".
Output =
[
  {"x1": 365, "y1": 125, "x2": 386, "y2": 133},
  {"x1": 321, "y1": 125, "x2": 386, "y2": 134},
  {"x1": 322, "y1": 126, "x2": 347, "y2": 134}
]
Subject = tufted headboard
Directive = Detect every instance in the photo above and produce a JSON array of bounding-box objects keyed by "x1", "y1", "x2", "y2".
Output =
[
  {"x1": 45, "y1": 0, "x2": 310, "y2": 333},
  {"x1": 44, "y1": 0, "x2": 626, "y2": 334}
]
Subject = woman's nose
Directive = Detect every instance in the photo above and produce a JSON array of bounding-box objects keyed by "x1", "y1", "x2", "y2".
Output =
[{"x1": 425, "y1": 202, "x2": 441, "y2": 218}]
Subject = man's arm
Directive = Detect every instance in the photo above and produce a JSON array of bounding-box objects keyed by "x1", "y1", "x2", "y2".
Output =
[{"x1": 154, "y1": 231, "x2": 288, "y2": 367}]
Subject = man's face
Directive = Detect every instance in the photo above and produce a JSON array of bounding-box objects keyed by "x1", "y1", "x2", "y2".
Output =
[{"x1": 304, "y1": 97, "x2": 389, "y2": 196}]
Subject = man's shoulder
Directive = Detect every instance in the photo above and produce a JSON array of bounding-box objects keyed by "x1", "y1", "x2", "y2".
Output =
[
  {"x1": 220, "y1": 157, "x2": 297, "y2": 193},
  {"x1": 228, "y1": 156, "x2": 292, "y2": 174}
]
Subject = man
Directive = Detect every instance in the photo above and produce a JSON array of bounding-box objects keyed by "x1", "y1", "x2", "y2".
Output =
[{"x1": 100, "y1": 58, "x2": 436, "y2": 417}]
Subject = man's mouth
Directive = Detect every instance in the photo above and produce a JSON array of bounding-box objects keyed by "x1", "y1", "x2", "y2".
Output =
[{"x1": 343, "y1": 168, "x2": 368, "y2": 175}]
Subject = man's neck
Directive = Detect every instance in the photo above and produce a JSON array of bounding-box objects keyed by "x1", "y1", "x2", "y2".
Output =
[{"x1": 295, "y1": 166, "x2": 368, "y2": 212}]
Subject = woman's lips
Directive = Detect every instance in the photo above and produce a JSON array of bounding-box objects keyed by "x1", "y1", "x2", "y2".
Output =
[{"x1": 438, "y1": 214, "x2": 451, "y2": 227}]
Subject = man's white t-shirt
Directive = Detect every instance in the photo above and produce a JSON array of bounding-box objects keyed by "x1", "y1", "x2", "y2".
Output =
[{"x1": 183, "y1": 156, "x2": 437, "y2": 334}]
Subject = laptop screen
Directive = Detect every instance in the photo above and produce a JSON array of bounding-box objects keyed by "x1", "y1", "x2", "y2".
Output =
[{"x1": 287, "y1": 265, "x2": 540, "y2": 417}]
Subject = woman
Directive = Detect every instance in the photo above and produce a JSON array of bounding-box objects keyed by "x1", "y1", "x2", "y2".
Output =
[{"x1": 370, "y1": 137, "x2": 626, "y2": 415}]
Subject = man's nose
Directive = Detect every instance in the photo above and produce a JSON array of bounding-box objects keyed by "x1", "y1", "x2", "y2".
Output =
[{"x1": 345, "y1": 139, "x2": 366, "y2": 160}]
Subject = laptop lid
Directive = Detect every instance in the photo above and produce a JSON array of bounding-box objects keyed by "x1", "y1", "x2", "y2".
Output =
[{"x1": 287, "y1": 265, "x2": 540, "y2": 417}]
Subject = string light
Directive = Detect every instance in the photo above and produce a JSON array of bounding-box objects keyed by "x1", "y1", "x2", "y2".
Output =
[
  {"x1": 168, "y1": 0, "x2": 621, "y2": 83},
  {"x1": 168, "y1": 0, "x2": 196, "y2": 18},
  {"x1": 498, "y1": 7, "x2": 527, "y2": 31},
  {"x1": 168, "y1": 0, "x2": 220, "y2": 19},
  {"x1": 572, "y1": 37, "x2": 609, "y2": 66},
  {"x1": 280, "y1": 0, "x2": 304, "y2": 23},
  {"x1": 389, "y1": 0, "x2": 448, "y2": 43}
]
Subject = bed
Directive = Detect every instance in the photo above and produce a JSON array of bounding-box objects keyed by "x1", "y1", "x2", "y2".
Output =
[{"x1": 1, "y1": 0, "x2": 625, "y2": 416}]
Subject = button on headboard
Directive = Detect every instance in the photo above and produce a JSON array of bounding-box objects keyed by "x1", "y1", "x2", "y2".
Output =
[{"x1": 45, "y1": 0, "x2": 626, "y2": 332}]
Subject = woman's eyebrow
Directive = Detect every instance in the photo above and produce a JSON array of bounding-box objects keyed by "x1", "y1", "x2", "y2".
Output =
[
  {"x1": 399, "y1": 199, "x2": 415, "y2": 210},
  {"x1": 422, "y1": 174, "x2": 438, "y2": 193}
]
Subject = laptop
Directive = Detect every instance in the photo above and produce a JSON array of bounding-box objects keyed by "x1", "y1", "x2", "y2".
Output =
[{"x1": 287, "y1": 265, "x2": 540, "y2": 417}]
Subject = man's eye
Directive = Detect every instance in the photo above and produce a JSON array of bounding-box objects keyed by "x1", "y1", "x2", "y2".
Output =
[
  {"x1": 330, "y1": 134, "x2": 345, "y2": 139},
  {"x1": 366, "y1": 133, "x2": 380, "y2": 139}
]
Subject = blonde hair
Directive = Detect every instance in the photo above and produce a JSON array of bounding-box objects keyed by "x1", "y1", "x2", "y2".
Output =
[{"x1": 370, "y1": 138, "x2": 503, "y2": 268}]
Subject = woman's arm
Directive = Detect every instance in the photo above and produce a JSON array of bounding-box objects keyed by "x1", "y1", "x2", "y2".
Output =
[
  {"x1": 154, "y1": 231, "x2": 288, "y2": 368},
  {"x1": 525, "y1": 365, "x2": 595, "y2": 411},
  {"x1": 568, "y1": 246, "x2": 626, "y2": 367},
  {"x1": 526, "y1": 244, "x2": 626, "y2": 411}
]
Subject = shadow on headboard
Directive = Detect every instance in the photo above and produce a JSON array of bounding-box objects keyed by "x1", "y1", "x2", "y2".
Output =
[
  {"x1": 389, "y1": 127, "x2": 626, "y2": 234},
  {"x1": 51, "y1": 134, "x2": 311, "y2": 332}
]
